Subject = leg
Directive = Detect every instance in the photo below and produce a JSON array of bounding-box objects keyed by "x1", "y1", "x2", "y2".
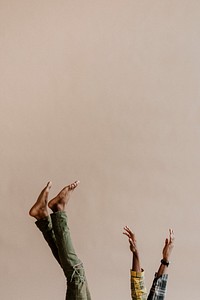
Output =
[
  {"x1": 48, "y1": 181, "x2": 91, "y2": 300},
  {"x1": 29, "y1": 182, "x2": 61, "y2": 265}
]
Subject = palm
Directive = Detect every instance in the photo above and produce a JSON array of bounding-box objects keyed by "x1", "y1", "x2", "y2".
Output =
[{"x1": 162, "y1": 229, "x2": 175, "y2": 260}]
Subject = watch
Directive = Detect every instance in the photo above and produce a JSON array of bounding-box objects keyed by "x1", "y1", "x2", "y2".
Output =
[{"x1": 161, "y1": 259, "x2": 170, "y2": 267}]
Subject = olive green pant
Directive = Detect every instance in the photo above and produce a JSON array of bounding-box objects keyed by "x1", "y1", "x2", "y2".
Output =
[{"x1": 36, "y1": 211, "x2": 91, "y2": 300}]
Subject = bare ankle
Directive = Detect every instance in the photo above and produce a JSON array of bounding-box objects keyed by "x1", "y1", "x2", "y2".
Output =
[{"x1": 49, "y1": 203, "x2": 65, "y2": 213}]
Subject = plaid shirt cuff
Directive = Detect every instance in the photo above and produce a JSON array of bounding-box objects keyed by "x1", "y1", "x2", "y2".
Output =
[
  {"x1": 131, "y1": 269, "x2": 147, "y2": 300},
  {"x1": 147, "y1": 273, "x2": 168, "y2": 300},
  {"x1": 131, "y1": 269, "x2": 145, "y2": 278}
]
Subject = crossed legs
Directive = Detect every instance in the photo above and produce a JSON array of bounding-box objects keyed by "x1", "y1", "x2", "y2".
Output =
[{"x1": 29, "y1": 181, "x2": 91, "y2": 300}]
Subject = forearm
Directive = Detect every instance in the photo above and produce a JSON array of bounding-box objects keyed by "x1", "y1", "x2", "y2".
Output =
[
  {"x1": 147, "y1": 272, "x2": 168, "y2": 300},
  {"x1": 132, "y1": 253, "x2": 141, "y2": 272},
  {"x1": 148, "y1": 227, "x2": 174, "y2": 300},
  {"x1": 156, "y1": 260, "x2": 169, "y2": 277},
  {"x1": 147, "y1": 260, "x2": 169, "y2": 300}
]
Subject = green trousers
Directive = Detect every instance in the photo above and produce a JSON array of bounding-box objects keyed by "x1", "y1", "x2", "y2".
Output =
[{"x1": 36, "y1": 211, "x2": 91, "y2": 300}]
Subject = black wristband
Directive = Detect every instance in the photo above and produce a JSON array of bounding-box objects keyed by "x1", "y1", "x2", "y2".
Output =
[{"x1": 161, "y1": 259, "x2": 169, "y2": 267}]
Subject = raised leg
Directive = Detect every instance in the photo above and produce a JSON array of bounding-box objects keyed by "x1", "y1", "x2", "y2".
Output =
[
  {"x1": 29, "y1": 181, "x2": 52, "y2": 220},
  {"x1": 29, "y1": 181, "x2": 61, "y2": 265},
  {"x1": 48, "y1": 181, "x2": 91, "y2": 300}
]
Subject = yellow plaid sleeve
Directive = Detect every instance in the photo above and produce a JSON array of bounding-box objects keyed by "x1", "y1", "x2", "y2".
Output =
[{"x1": 131, "y1": 270, "x2": 147, "y2": 300}]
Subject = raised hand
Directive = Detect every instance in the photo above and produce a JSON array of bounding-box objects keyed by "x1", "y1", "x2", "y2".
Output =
[
  {"x1": 123, "y1": 226, "x2": 140, "y2": 260},
  {"x1": 162, "y1": 229, "x2": 175, "y2": 261}
]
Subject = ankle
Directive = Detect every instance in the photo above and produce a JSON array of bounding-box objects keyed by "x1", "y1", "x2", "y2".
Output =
[{"x1": 50, "y1": 203, "x2": 65, "y2": 213}]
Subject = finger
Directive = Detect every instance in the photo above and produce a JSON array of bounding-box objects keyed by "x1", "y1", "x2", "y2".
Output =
[
  {"x1": 123, "y1": 227, "x2": 131, "y2": 235},
  {"x1": 124, "y1": 227, "x2": 135, "y2": 238},
  {"x1": 47, "y1": 181, "x2": 52, "y2": 189},
  {"x1": 123, "y1": 232, "x2": 131, "y2": 238},
  {"x1": 124, "y1": 225, "x2": 133, "y2": 231},
  {"x1": 124, "y1": 226, "x2": 132, "y2": 233},
  {"x1": 169, "y1": 228, "x2": 175, "y2": 243},
  {"x1": 124, "y1": 227, "x2": 133, "y2": 236}
]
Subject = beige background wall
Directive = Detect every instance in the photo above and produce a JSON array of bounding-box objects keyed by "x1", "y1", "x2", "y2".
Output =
[{"x1": 1, "y1": 1, "x2": 200, "y2": 299}]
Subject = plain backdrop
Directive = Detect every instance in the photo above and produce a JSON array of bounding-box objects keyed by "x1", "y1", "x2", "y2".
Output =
[{"x1": 1, "y1": 1, "x2": 200, "y2": 299}]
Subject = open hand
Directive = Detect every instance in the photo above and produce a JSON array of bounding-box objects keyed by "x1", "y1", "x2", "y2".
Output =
[
  {"x1": 162, "y1": 229, "x2": 175, "y2": 261},
  {"x1": 123, "y1": 226, "x2": 139, "y2": 259}
]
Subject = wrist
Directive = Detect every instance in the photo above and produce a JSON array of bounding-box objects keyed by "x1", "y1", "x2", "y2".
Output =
[
  {"x1": 161, "y1": 258, "x2": 170, "y2": 267},
  {"x1": 132, "y1": 252, "x2": 140, "y2": 259}
]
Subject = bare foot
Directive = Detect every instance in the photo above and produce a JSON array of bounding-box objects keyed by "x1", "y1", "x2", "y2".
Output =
[
  {"x1": 48, "y1": 180, "x2": 79, "y2": 212},
  {"x1": 29, "y1": 181, "x2": 52, "y2": 220}
]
